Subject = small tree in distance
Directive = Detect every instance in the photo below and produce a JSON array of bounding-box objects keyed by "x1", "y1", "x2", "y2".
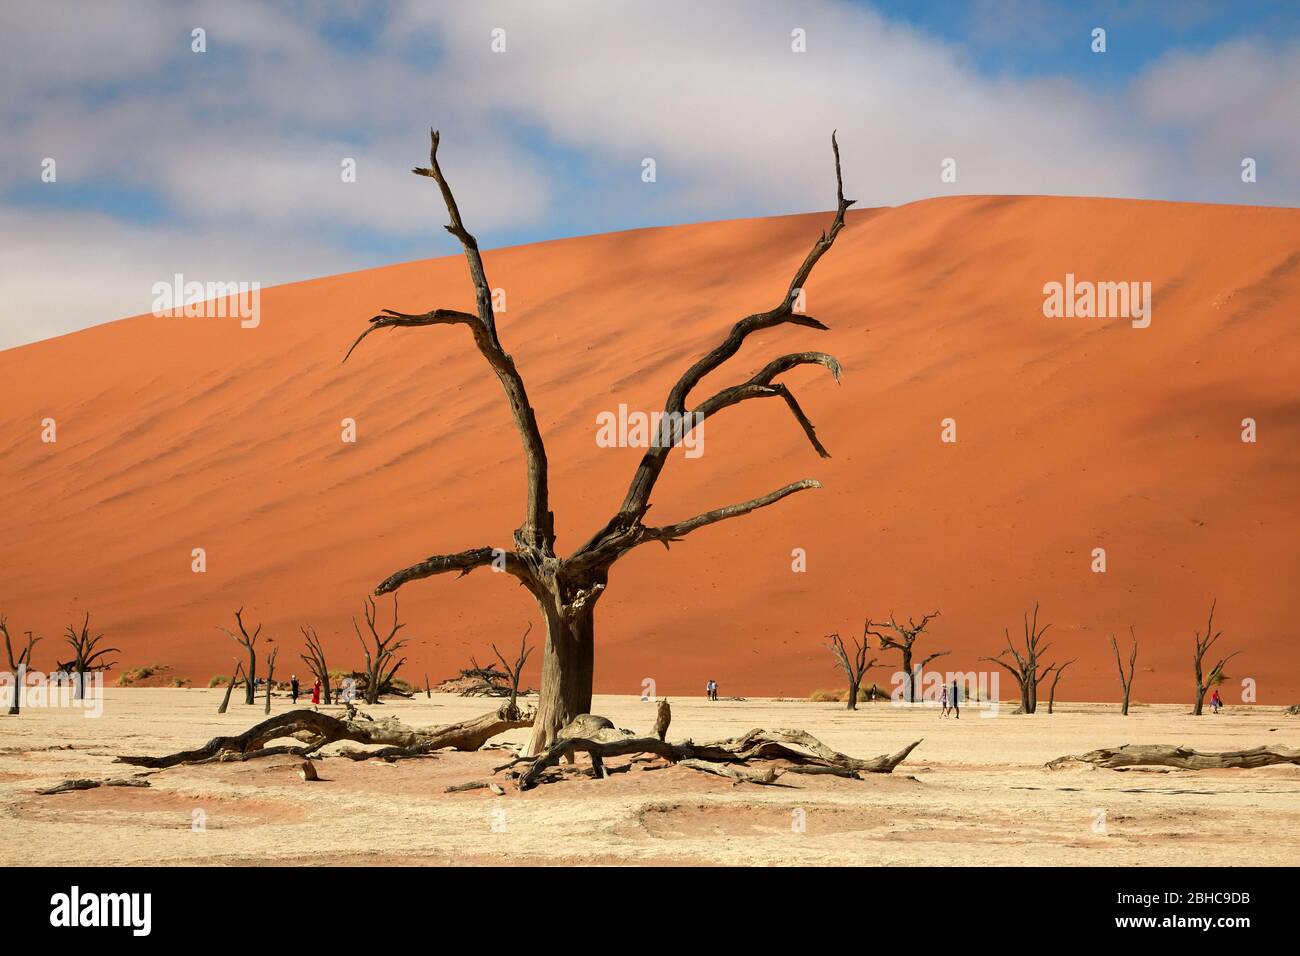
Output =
[
  {"x1": 1192, "y1": 599, "x2": 1238, "y2": 716},
  {"x1": 826, "y1": 624, "x2": 877, "y2": 711}
]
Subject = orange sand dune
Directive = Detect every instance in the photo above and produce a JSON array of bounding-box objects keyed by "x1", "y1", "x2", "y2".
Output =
[{"x1": 2, "y1": 196, "x2": 1298, "y2": 703}]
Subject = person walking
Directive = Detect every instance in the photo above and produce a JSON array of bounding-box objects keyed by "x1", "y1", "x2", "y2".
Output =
[
  {"x1": 951, "y1": 679, "x2": 960, "y2": 719},
  {"x1": 290, "y1": 674, "x2": 300, "y2": 704},
  {"x1": 1210, "y1": 688, "x2": 1223, "y2": 714},
  {"x1": 940, "y1": 683, "x2": 949, "y2": 718},
  {"x1": 311, "y1": 678, "x2": 322, "y2": 706}
]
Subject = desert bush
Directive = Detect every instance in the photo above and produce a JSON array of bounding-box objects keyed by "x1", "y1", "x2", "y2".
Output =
[
  {"x1": 208, "y1": 674, "x2": 228, "y2": 688},
  {"x1": 117, "y1": 664, "x2": 167, "y2": 686}
]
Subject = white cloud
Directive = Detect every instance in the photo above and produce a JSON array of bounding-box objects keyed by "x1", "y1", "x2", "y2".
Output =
[{"x1": 0, "y1": 0, "x2": 1295, "y2": 348}]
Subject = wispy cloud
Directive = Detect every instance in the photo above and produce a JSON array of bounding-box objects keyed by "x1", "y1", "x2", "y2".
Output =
[{"x1": 1, "y1": 0, "x2": 1296, "y2": 348}]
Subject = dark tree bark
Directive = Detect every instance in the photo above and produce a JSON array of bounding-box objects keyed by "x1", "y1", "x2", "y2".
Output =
[
  {"x1": 220, "y1": 608, "x2": 261, "y2": 705},
  {"x1": 299, "y1": 625, "x2": 332, "y2": 705},
  {"x1": 867, "y1": 612, "x2": 943, "y2": 703},
  {"x1": 217, "y1": 661, "x2": 244, "y2": 715},
  {"x1": 490, "y1": 623, "x2": 533, "y2": 719},
  {"x1": 344, "y1": 130, "x2": 852, "y2": 755},
  {"x1": 1046, "y1": 657, "x2": 1076, "y2": 714},
  {"x1": 2, "y1": 614, "x2": 41, "y2": 716},
  {"x1": 1192, "y1": 599, "x2": 1238, "y2": 716},
  {"x1": 1110, "y1": 627, "x2": 1138, "y2": 716},
  {"x1": 353, "y1": 596, "x2": 408, "y2": 705},
  {"x1": 980, "y1": 603, "x2": 1052, "y2": 714},
  {"x1": 62, "y1": 612, "x2": 117, "y2": 701},
  {"x1": 263, "y1": 646, "x2": 278, "y2": 715},
  {"x1": 826, "y1": 623, "x2": 878, "y2": 710}
]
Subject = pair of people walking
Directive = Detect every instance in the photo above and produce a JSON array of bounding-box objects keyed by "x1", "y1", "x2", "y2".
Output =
[
  {"x1": 940, "y1": 680, "x2": 960, "y2": 719},
  {"x1": 705, "y1": 679, "x2": 719, "y2": 701}
]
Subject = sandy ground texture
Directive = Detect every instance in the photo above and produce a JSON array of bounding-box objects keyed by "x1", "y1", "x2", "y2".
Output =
[
  {"x1": 3, "y1": 688, "x2": 1298, "y2": 866},
  {"x1": 2, "y1": 198, "x2": 1299, "y2": 703}
]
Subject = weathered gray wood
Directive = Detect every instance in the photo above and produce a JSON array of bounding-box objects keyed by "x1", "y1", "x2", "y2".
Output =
[
  {"x1": 117, "y1": 704, "x2": 533, "y2": 769},
  {"x1": 1049, "y1": 743, "x2": 1300, "y2": 771}
]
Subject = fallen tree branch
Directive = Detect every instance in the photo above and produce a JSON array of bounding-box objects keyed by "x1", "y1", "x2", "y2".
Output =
[
  {"x1": 37, "y1": 777, "x2": 150, "y2": 795},
  {"x1": 115, "y1": 704, "x2": 532, "y2": 769},
  {"x1": 1048, "y1": 743, "x2": 1300, "y2": 771},
  {"x1": 508, "y1": 725, "x2": 921, "y2": 790}
]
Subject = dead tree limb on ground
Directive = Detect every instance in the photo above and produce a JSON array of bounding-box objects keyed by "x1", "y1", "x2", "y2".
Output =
[
  {"x1": 62, "y1": 612, "x2": 118, "y2": 700},
  {"x1": 2, "y1": 613, "x2": 41, "y2": 715},
  {"x1": 979, "y1": 603, "x2": 1052, "y2": 714},
  {"x1": 1192, "y1": 599, "x2": 1239, "y2": 716},
  {"x1": 1111, "y1": 627, "x2": 1138, "y2": 716},
  {"x1": 299, "y1": 625, "x2": 332, "y2": 705},
  {"x1": 506, "y1": 726, "x2": 922, "y2": 791},
  {"x1": 343, "y1": 129, "x2": 851, "y2": 756},
  {"x1": 36, "y1": 777, "x2": 151, "y2": 795},
  {"x1": 353, "y1": 595, "x2": 408, "y2": 705},
  {"x1": 827, "y1": 624, "x2": 878, "y2": 710},
  {"x1": 1048, "y1": 743, "x2": 1300, "y2": 771},
  {"x1": 220, "y1": 608, "x2": 262, "y2": 705},
  {"x1": 115, "y1": 703, "x2": 532, "y2": 769},
  {"x1": 867, "y1": 612, "x2": 943, "y2": 703}
]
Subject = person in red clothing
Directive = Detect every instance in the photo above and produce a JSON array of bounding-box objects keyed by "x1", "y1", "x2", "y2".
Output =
[
  {"x1": 1210, "y1": 689, "x2": 1223, "y2": 714},
  {"x1": 311, "y1": 678, "x2": 322, "y2": 705}
]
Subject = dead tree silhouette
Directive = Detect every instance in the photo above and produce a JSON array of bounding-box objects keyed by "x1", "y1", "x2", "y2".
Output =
[{"x1": 344, "y1": 130, "x2": 851, "y2": 754}]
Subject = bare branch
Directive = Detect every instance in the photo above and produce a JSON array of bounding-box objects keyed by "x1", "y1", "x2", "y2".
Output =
[
  {"x1": 346, "y1": 129, "x2": 555, "y2": 554},
  {"x1": 598, "y1": 132, "x2": 854, "y2": 532},
  {"x1": 640, "y1": 479, "x2": 822, "y2": 548},
  {"x1": 375, "y1": 546, "x2": 530, "y2": 595}
]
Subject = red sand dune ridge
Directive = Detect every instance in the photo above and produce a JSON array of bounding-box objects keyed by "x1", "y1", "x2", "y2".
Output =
[{"x1": 2, "y1": 196, "x2": 1298, "y2": 702}]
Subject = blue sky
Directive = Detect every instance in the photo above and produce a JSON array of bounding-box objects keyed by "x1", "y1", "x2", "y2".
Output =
[{"x1": 2, "y1": 0, "x2": 1297, "y2": 347}]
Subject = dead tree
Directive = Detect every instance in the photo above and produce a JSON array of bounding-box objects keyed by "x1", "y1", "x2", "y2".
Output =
[
  {"x1": 220, "y1": 608, "x2": 262, "y2": 705},
  {"x1": 490, "y1": 623, "x2": 533, "y2": 719},
  {"x1": 980, "y1": 603, "x2": 1052, "y2": 714},
  {"x1": 343, "y1": 129, "x2": 852, "y2": 755},
  {"x1": 62, "y1": 613, "x2": 118, "y2": 700},
  {"x1": 1046, "y1": 657, "x2": 1076, "y2": 714},
  {"x1": 1110, "y1": 627, "x2": 1138, "y2": 716},
  {"x1": 298, "y1": 625, "x2": 332, "y2": 705},
  {"x1": 353, "y1": 596, "x2": 408, "y2": 705},
  {"x1": 263, "y1": 646, "x2": 279, "y2": 715},
  {"x1": 217, "y1": 661, "x2": 245, "y2": 714},
  {"x1": 2, "y1": 614, "x2": 41, "y2": 716},
  {"x1": 1192, "y1": 599, "x2": 1238, "y2": 716},
  {"x1": 826, "y1": 623, "x2": 877, "y2": 710},
  {"x1": 867, "y1": 612, "x2": 943, "y2": 703}
]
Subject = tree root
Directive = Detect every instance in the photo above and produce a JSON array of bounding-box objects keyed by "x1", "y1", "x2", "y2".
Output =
[
  {"x1": 504, "y1": 724, "x2": 922, "y2": 791},
  {"x1": 116, "y1": 704, "x2": 532, "y2": 769},
  {"x1": 1048, "y1": 743, "x2": 1300, "y2": 771}
]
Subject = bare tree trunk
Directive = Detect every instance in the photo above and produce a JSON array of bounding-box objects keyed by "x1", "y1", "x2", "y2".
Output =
[
  {"x1": 264, "y1": 648, "x2": 278, "y2": 715},
  {"x1": 525, "y1": 601, "x2": 595, "y2": 756},
  {"x1": 218, "y1": 663, "x2": 243, "y2": 715}
]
